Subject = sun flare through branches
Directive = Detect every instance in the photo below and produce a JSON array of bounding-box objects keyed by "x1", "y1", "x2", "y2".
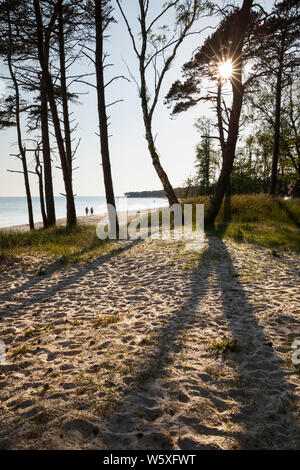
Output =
[{"x1": 218, "y1": 60, "x2": 233, "y2": 80}]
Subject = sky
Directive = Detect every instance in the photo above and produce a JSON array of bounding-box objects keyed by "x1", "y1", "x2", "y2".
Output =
[{"x1": 0, "y1": 0, "x2": 275, "y2": 197}]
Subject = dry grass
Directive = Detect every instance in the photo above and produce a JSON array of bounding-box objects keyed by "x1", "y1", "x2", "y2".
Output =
[
  {"x1": 0, "y1": 225, "x2": 117, "y2": 262},
  {"x1": 184, "y1": 194, "x2": 300, "y2": 251}
]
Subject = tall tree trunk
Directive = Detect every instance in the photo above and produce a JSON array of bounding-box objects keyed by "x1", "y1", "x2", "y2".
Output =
[
  {"x1": 216, "y1": 79, "x2": 231, "y2": 221},
  {"x1": 270, "y1": 48, "x2": 284, "y2": 196},
  {"x1": 35, "y1": 153, "x2": 47, "y2": 228},
  {"x1": 40, "y1": 77, "x2": 56, "y2": 226},
  {"x1": 139, "y1": 68, "x2": 178, "y2": 205},
  {"x1": 20, "y1": 151, "x2": 34, "y2": 230},
  {"x1": 20, "y1": 150, "x2": 34, "y2": 230},
  {"x1": 143, "y1": 113, "x2": 179, "y2": 206},
  {"x1": 205, "y1": 78, "x2": 244, "y2": 224},
  {"x1": 204, "y1": 0, "x2": 253, "y2": 224},
  {"x1": 33, "y1": 0, "x2": 76, "y2": 228},
  {"x1": 138, "y1": 0, "x2": 178, "y2": 206},
  {"x1": 7, "y1": 11, "x2": 34, "y2": 230},
  {"x1": 58, "y1": 1, "x2": 73, "y2": 177},
  {"x1": 94, "y1": 0, "x2": 119, "y2": 232},
  {"x1": 216, "y1": 80, "x2": 226, "y2": 155}
]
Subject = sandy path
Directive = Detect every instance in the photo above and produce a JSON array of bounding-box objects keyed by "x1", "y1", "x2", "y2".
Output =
[{"x1": 0, "y1": 235, "x2": 299, "y2": 450}]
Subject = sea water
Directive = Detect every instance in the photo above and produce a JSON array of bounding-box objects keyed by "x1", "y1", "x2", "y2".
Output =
[{"x1": 0, "y1": 196, "x2": 168, "y2": 228}]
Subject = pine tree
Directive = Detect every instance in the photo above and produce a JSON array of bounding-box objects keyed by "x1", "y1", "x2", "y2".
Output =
[
  {"x1": 250, "y1": 0, "x2": 300, "y2": 195},
  {"x1": 33, "y1": 0, "x2": 77, "y2": 228},
  {"x1": 166, "y1": 0, "x2": 255, "y2": 223},
  {"x1": 0, "y1": 0, "x2": 35, "y2": 230}
]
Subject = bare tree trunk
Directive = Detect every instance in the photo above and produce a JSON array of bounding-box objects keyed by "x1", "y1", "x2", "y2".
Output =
[
  {"x1": 35, "y1": 151, "x2": 47, "y2": 228},
  {"x1": 7, "y1": 11, "x2": 34, "y2": 230},
  {"x1": 204, "y1": 0, "x2": 253, "y2": 224},
  {"x1": 138, "y1": 2, "x2": 178, "y2": 206},
  {"x1": 216, "y1": 80, "x2": 231, "y2": 221},
  {"x1": 270, "y1": 48, "x2": 284, "y2": 196},
  {"x1": 21, "y1": 151, "x2": 35, "y2": 230},
  {"x1": 58, "y1": 1, "x2": 73, "y2": 177},
  {"x1": 33, "y1": 0, "x2": 76, "y2": 228},
  {"x1": 117, "y1": 0, "x2": 200, "y2": 206},
  {"x1": 143, "y1": 113, "x2": 179, "y2": 206},
  {"x1": 94, "y1": 0, "x2": 119, "y2": 232},
  {"x1": 216, "y1": 80, "x2": 226, "y2": 155},
  {"x1": 205, "y1": 72, "x2": 245, "y2": 224},
  {"x1": 40, "y1": 77, "x2": 56, "y2": 226}
]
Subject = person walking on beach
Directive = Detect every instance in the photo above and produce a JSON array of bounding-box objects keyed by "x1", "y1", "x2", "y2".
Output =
[
  {"x1": 90, "y1": 207, "x2": 94, "y2": 216},
  {"x1": 85, "y1": 207, "x2": 89, "y2": 216}
]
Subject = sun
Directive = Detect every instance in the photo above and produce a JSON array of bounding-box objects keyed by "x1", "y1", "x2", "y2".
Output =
[{"x1": 218, "y1": 60, "x2": 233, "y2": 80}]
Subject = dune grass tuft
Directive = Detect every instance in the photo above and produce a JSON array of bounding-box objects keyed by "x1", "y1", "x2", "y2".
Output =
[
  {"x1": 210, "y1": 338, "x2": 239, "y2": 353},
  {"x1": 0, "y1": 224, "x2": 115, "y2": 262},
  {"x1": 184, "y1": 194, "x2": 300, "y2": 252},
  {"x1": 92, "y1": 315, "x2": 120, "y2": 326}
]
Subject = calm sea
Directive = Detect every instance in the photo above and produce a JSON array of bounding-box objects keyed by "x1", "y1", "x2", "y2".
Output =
[{"x1": 0, "y1": 196, "x2": 168, "y2": 228}]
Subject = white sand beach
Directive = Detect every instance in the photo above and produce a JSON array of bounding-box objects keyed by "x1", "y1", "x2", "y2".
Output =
[{"x1": 0, "y1": 234, "x2": 299, "y2": 450}]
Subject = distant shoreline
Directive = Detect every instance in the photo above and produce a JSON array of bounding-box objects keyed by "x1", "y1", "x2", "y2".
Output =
[{"x1": 125, "y1": 191, "x2": 171, "y2": 198}]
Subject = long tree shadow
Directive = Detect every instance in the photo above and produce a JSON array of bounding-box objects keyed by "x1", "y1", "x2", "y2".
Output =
[
  {"x1": 0, "y1": 238, "x2": 144, "y2": 320},
  {"x1": 0, "y1": 240, "x2": 117, "y2": 304},
  {"x1": 98, "y1": 231, "x2": 300, "y2": 450},
  {"x1": 0, "y1": 219, "x2": 162, "y2": 305},
  {"x1": 0, "y1": 229, "x2": 299, "y2": 450},
  {"x1": 212, "y1": 234, "x2": 300, "y2": 448}
]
